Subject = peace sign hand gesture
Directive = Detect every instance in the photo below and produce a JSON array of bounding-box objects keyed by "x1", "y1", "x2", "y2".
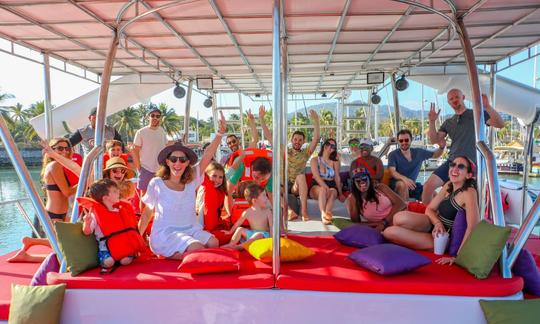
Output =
[{"x1": 428, "y1": 103, "x2": 440, "y2": 122}]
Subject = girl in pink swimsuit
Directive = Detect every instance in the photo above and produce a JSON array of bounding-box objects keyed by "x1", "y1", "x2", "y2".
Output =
[{"x1": 346, "y1": 168, "x2": 406, "y2": 232}]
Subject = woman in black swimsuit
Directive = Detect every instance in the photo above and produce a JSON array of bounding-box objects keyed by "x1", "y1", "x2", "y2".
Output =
[
  {"x1": 382, "y1": 156, "x2": 479, "y2": 264},
  {"x1": 9, "y1": 138, "x2": 78, "y2": 263}
]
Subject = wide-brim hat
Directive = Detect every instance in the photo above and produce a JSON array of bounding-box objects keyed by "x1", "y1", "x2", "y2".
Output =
[
  {"x1": 103, "y1": 157, "x2": 135, "y2": 179},
  {"x1": 157, "y1": 143, "x2": 198, "y2": 166}
]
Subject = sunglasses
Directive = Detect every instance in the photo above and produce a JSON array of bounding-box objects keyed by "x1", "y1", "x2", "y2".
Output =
[
  {"x1": 226, "y1": 139, "x2": 237, "y2": 145},
  {"x1": 359, "y1": 145, "x2": 371, "y2": 150},
  {"x1": 53, "y1": 145, "x2": 72, "y2": 152},
  {"x1": 355, "y1": 177, "x2": 369, "y2": 184},
  {"x1": 349, "y1": 143, "x2": 359, "y2": 148},
  {"x1": 328, "y1": 143, "x2": 336, "y2": 149},
  {"x1": 168, "y1": 155, "x2": 189, "y2": 163},
  {"x1": 150, "y1": 114, "x2": 161, "y2": 119},
  {"x1": 111, "y1": 168, "x2": 126, "y2": 174},
  {"x1": 449, "y1": 162, "x2": 467, "y2": 170},
  {"x1": 398, "y1": 138, "x2": 410, "y2": 143}
]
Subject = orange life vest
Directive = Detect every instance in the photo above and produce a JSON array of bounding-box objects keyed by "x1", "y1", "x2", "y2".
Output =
[
  {"x1": 226, "y1": 150, "x2": 242, "y2": 167},
  {"x1": 239, "y1": 148, "x2": 273, "y2": 185},
  {"x1": 77, "y1": 197, "x2": 147, "y2": 261},
  {"x1": 64, "y1": 153, "x2": 83, "y2": 186}
]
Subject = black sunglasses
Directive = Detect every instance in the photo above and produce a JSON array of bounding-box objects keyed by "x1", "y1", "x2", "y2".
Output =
[
  {"x1": 53, "y1": 145, "x2": 72, "y2": 152},
  {"x1": 328, "y1": 143, "x2": 336, "y2": 149},
  {"x1": 449, "y1": 162, "x2": 467, "y2": 170},
  {"x1": 168, "y1": 156, "x2": 189, "y2": 163},
  {"x1": 150, "y1": 113, "x2": 161, "y2": 118},
  {"x1": 355, "y1": 177, "x2": 369, "y2": 184},
  {"x1": 398, "y1": 138, "x2": 410, "y2": 143},
  {"x1": 226, "y1": 139, "x2": 237, "y2": 145}
]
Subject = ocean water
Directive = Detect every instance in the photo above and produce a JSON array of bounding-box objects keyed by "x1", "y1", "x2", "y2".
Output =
[{"x1": 0, "y1": 167, "x2": 538, "y2": 255}]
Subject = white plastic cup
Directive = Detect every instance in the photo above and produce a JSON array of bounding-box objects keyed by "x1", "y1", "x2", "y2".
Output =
[{"x1": 433, "y1": 232, "x2": 449, "y2": 255}]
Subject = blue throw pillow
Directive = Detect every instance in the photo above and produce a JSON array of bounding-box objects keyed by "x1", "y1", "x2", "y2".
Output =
[
  {"x1": 512, "y1": 248, "x2": 540, "y2": 296},
  {"x1": 334, "y1": 224, "x2": 385, "y2": 248},
  {"x1": 448, "y1": 209, "x2": 467, "y2": 256},
  {"x1": 348, "y1": 243, "x2": 431, "y2": 276}
]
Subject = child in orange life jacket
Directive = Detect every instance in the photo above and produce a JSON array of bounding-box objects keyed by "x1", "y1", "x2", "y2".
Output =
[
  {"x1": 82, "y1": 179, "x2": 138, "y2": 269},
  {"x1": 226, "y1": 149, "x2": 273, "y2": 200},
  {"x1": 223, "y1": 183, "x2": 273, "y2": 250}
]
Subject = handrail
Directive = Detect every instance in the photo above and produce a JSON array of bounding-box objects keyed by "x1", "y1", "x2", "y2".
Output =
[
  {"x1": 376, "y1": 141, "x2": 397, "y2": 159},
  {"x1": 508, "y1": 195, "x2": 540, "y2": 268},
  {"x1": 69, "y1": 145, "x2": 104, "y2": 223},
  {"x1": 0, "y1": 115, "x2": 64, "y2": 262},
  {"x1": 0, "y1": 198, "x2": 42, "y2": 238}
]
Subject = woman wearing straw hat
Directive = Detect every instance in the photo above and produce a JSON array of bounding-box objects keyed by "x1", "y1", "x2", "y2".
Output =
[{"x1": 138, "y1": 112, "x2": 227, "y2": 259}]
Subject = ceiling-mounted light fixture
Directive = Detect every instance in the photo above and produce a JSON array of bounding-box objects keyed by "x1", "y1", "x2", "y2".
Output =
[
  {"x1": 203, "y1": 97, "x2": 213, "y2": 108},
  {"x1": 371, "y1": 92, "x2": 381, "y2": 104},
  {"x1": 173, "y1": 81, "x2": 186, "y2": 99},
  {"x1": 321, "y1": 92, "x2": 327, "y2": 98},
  {"x1": 395, "y1": 75, "x2": 409, "y2": 91},
  {"x1": 255, "y1": 93, "x2": 261, "y2": 98}
]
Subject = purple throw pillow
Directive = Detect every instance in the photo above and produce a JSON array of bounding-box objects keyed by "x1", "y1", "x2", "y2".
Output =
[
  {"x1": 30, "y1": 253, "x2": 60, "y2": 286},
  {"x1": 348, "y1": 243, "x2": 431, "y2": 276},
  {"x1": 512, "y1": 248, "x2": 540, "y2": 296},
  {"x1": 449, "y1": 209, "x2": 467, "y2": 256},
  {"x1": 334, "y1": 224, "x2": 385, "y2": 248}
]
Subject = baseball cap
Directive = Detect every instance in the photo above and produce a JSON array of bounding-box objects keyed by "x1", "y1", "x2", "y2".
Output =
[
  {"x1": 351, "y1": 167, "x2": 370, "y2": 180},
  {"x1": 359, "y1": 138, "x2": 374, "y2": 147},
  {"x1": 89, "y1": 107, "x2": 97, "y2": 116}
]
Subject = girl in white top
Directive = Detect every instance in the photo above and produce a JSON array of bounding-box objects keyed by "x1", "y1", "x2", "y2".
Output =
[{"x1": 138, "y1": 112, "x2": 227, "y2": 259}]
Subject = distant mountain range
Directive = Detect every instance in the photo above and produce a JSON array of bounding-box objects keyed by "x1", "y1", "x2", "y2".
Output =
[{"x1": 287, "y1": 100, "x2": 430, "y2": 121}]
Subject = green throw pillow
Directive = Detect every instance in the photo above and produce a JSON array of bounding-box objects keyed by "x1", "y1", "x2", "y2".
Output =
[
  {"x1": 332, "y1": 218, "x2": 355, "y2": 230},
  {"x1": 9, "y1": 283, "x2": 66, "y2": 324},
  {"x1": 54, "y1": 222, "x2": 99, "y2": 276},
  {"x1": 480, "y1": 299, "x2": 540, "y2": 324},
  {"x1": 455, "y1": 220, "x2": 511, "y2": 279}
]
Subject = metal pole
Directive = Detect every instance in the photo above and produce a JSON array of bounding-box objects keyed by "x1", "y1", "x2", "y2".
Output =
[
  {"x1": 15, "y1": 201, "x2": 42, "y2": 239},
  {"x1": 42, "y1": 52, "x2": 53, "y2": 140},
  {"x1": 94, "y1": 32, "x2": 119, "y2": 180},
  {"x1": 521, "y1": 123, "x2": 535, "y2": 224},
  {"x1": 0, "y1": 115, "x2": 63, "y2": 262},
  {"x1": 390, "y1": 73, "x2": 401, "y2": 132},
  {"x1": 421, "y1": 85, "x2": 425, "y2": 144},
  {"x1": 281, "y1": 21, "x2": 289, "y2": 233},
  {"x1": 69, "y1": 146, "x2": 104, "y2": 223},
  {"x1": 183, "y1": 79, "x2": 193, "y2": 143},
  {"x1": 508, "y1": 194, "x2": 540, "y2": 268},
  {"x1": 211, "y1": 93, "x2": 221, "y2": 162},
  {"x1": 271, "y1": 0, "x2": 282, "y2": 277},
  {"x1": 337, "y1": 97, "x2": 343, "y2": 149},
  {"x1": 457, "y1": 17, "x2": 510, "y2": 278}
]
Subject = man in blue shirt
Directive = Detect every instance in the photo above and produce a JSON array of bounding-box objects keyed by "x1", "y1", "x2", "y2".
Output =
[{"x1": 388, "y1": 129, "x2": 444, "y2": 200}]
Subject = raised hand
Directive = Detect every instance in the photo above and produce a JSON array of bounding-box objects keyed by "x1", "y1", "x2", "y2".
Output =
[
  {"x1": 219, "y1": 111, "x2": 227, "y2": 134},
  {"x1": 428, "y1": 103, "x2": 440, "y2": 122},
  {"x1": 40, "y1": 139, "x2": 54, "y2": 155},
  {"x1": 246, "y1": 110, "x2": 255, "y2": 123},
  {"x1": 309, "y1": 109, "x2": 319, "y2": 121},
  {"x1": 481, "y1": 94, "x2": 491, "y2": 109},
  {"x1": 259, "y1": 105, "x2": 266, "y2": 120}
]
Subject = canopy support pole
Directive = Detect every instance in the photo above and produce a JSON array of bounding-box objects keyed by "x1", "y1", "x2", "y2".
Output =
[
  {"x1": 390, "y1": 73, "x2": 401, "y2": 133},
  {"x1": 93, "y1": 32, "x2": 119, "y2": 180},
  {"x1": 271, "y1": 0, "x2": 283, "y2": 277},
  {"x1": 457, "y1": 17, "x2": 510, "y2": 278},
  {"x1": 521, "y1": 111, "x2": 539, "y2": 222},
  {"x1": 183, "y1": 79, "x2": 193, "y2": 143},
  {"x1": 42, "y1": 52, "x2": 53, "y2": 140}
]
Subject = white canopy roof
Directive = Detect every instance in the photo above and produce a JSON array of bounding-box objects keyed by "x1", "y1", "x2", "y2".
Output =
[{"x1": 1, "y1": 0, "x2": 540, "y2": 95}]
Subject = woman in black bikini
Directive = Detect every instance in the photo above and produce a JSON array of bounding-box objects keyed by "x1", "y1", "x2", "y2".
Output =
[
  {"x1": 8, "y1": 138, "x2": 78, "y2": 262},
  {"x1": 382, "y1": 156, "x2": 480, "y2": 264}
]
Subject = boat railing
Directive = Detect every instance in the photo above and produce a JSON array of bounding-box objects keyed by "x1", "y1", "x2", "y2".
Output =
[{"x1": 0, "y1": 198, "x2": 42, "y2": 239}]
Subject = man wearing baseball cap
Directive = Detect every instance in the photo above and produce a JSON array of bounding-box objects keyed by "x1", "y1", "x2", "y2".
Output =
[
  {"x1": 68, "y1": 107, "x2": 123, "y2": 156},
  {"x1": 132, "y1": 106, "x2": 168, "y2": 194},
  {"x1": 349, "y1": 138, "x2": 384, "y2": 182}
]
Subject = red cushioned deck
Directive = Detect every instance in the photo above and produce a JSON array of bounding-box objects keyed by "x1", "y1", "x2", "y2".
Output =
[
  {"x1": 277, "y1": 235, "x2": 524, "y2": 297},
  {"x1": 47, "y1": 250, "x2": 274, "y2": 290},
  {"x1": 0, "y1": 246, "x2": 52, "y2": 320}
]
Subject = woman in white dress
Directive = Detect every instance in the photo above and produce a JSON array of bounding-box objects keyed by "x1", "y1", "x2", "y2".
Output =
[{"x1": 138, "y1": 113, "x2": 226, "y2": 259}]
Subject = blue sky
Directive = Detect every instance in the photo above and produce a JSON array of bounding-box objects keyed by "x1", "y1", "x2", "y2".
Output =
[{"x1": 0, "y1": 46, "x2": 538, "y2": 122}]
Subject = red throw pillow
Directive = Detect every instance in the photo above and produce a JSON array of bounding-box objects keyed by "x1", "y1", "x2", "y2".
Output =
[
  {"x1": 407, "y1": 201, "x2": 427, "y2": 214},
  {"x1": 177, "y1": 248, "x2": 240, "y2": 274}
]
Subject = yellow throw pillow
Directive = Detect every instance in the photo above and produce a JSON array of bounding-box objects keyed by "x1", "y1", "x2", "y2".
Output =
[{"x1": 244, "y1": 238, "x2": 315, "y2": 263}]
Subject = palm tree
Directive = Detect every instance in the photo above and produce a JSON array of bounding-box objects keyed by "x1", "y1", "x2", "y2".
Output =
[
  {"x1": 0, "y1": 90, "x2": 15, "y2": 125},
  {"x1": 113, "y1": 106, "x2": 141, "y2": 142},
  {"x1": 8, "y1": 103, "x2": 28, "y2": 123},
  {"x1": 134, "y1": 103, "x2": 149, "y2": 126},
  {"x1": 158, "y1": 103, "x2": 182, "y2": 139},
  {"x1": 319, "y1": 108, "x2": 335, "y2": 139}
]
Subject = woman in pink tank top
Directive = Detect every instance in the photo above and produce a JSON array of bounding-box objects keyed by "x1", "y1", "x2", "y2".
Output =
[{"x1": 346, "y1": 168, "x2": 406, "y2": 232}]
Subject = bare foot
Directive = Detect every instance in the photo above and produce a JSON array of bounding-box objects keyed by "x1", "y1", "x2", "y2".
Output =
[
  {"x1": 288, "y1": 209, "x2": 299, "y2": 221},
  {"x1": 21, "y1": 237, "x2": 50, "y2": 251},
  {"x1": 301, "y1": 214, "x2": 310, "y2": 222},
  {"x1": 7, "y1": 250, "x2": 46, "y2": 263},
  {"x1": 321, "y1": 212, "x2": 332, "y2": 225}
]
